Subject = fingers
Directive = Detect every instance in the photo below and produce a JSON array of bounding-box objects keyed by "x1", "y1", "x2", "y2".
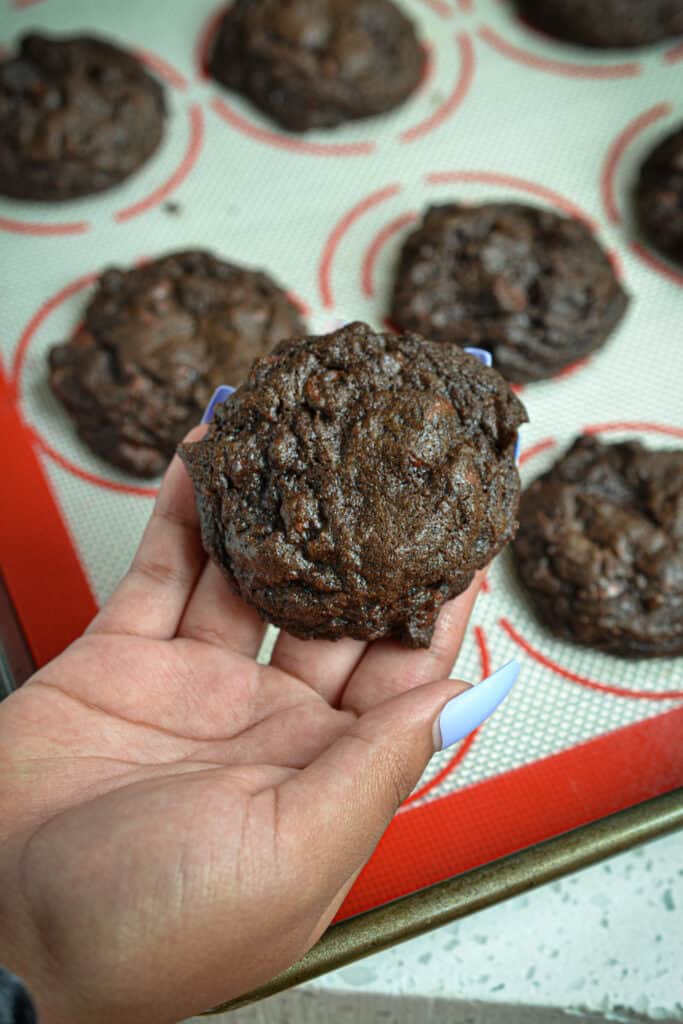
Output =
[
  {"x1": 176, "y1": 560, "x2": 266, "y2": 658},
  {"x1": 268, "y1": 634, "x2": 367, "y2": 705},
  {"x1": 340, "y1": 572, "x2": 484, "y2": 717},
  {"x1": 89, "y1": 428, "x2": 207, "y2": 640},
  {"x1": 276, "y1": 677, "x2": 470, "y2": 902}
]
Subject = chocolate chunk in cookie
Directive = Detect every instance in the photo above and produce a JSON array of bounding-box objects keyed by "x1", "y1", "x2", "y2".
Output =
[
  {"x1": 180, "y1": 321, "x2": 527, "y2": 647},
  {"x1": 513, "y1": 435, "x2": 683, "y2": 658},
  {"x1": 635, "y1": 125, "x2": 683, "y2": 265},
  {"x1": 49, "y1": 251, "x2": 305, "y2": 478},
  {"x1": 515, "y1": 0, "x2": 683, "y2": 49},
  {"x1": 0, "y1": 34, "x2": 166, "y2": 201},
  {"x1": 389, "y1": 203, "x2": 629, "y2": 384},
  {"x1": 208, "y1": 0, "x2": 425, "y2": 132}
]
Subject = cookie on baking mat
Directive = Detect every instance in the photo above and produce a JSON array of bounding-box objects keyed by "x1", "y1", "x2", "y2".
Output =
[
  {"x1": 635, "y1": 125, "x2": 683, "y2": 266},
  {"x1": 515, "y1": 0, "x2": 683, "y2": 49},
  {"x1": 48, "y1": 251, "x2": 306, "y2": 478},
  {"x1": 389, "y1": 203, "x2": 629, "y2": 385},
  {"x1": 208, "y1": 0, "x2": 425, "y2": 132},
  {"x1": 0, "y1": 34, "x2": 166, "y2": 201},
  {"x1": 513, "y1": 435, "x2": 683, "y2": 658}
]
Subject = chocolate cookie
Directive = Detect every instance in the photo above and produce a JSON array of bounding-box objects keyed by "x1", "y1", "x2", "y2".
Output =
[
  {"x1": 180, "y1": 322, "x2": 527, "y2": 647},
  {"x1": 635, "y1": 126, "x2": 683, "y2": 264},
  {"x1": 515, "y1": 0, "x2": 683, "y2": 48},
  {"x1": 0, "y1": 34, "x2": 166, "y2": 201},
  {"x1": 513, "y1": 435, "x2": 683, "y2": 658},
  {"x1": 49, "y1": 251, "x2": 305, "y2": 478},
  {"x1": 208, "y1": 0, "x2": 425, "y2": 132},
  {"x1": 389, "y1": 203, "x2": 629, "y2": 384}
]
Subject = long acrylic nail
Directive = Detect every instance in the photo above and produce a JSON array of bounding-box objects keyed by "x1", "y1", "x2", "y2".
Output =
[
  {"x1": 433, "y1": 660, "x2": 520, "y2": 751},
  {"x1": 201, "y1": 384, "x2": 235, "y2": 424}
]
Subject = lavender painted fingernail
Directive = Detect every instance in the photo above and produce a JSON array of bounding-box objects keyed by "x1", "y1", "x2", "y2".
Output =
[
  {"x1": 433, "y1": 661, "x2": 520, "y2": 751},
  {"x1": 464, "y1": 346, "x2": 493, "y2": 368},
  {"x1": 201, "y1": 385, "x2": 235, "y2": 424}
]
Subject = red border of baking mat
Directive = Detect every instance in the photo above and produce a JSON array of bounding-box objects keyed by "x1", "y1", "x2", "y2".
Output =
[
  {"x1": 335, "y1": 704, "x2": 683, "y2": 920},
  {"x1": 2, "y1": 363, "x2": 682, "y2": 922},
  {"x1": 0, "y1": 361, "x2": 97, "y2": 665}
]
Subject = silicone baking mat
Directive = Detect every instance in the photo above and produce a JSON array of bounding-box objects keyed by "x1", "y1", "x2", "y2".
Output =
[{"x1": 1, "y1": 0, "x2": 682, "y2": 925}]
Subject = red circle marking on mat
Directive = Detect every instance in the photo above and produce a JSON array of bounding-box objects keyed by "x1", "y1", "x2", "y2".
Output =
[
  {"x1": 0, "y1": 216, "x2": 90, "y2": 236},
  {"x1": 583, "y1": 420, "x2": 683, "y2": 440},
  {"x1": 29, "y1": 428, "x2": 159, "y2": 499},
  {"x1": 11, "y1": 271, "x2": 162, "y2": 498},
  {"x1": 114, "y1": 104, "x2": 204, "y2": 223},
  {"x1": 629, "y1": 240, "x2": 683, "y2": 288},
  {"x1": 399, "y1": 33, "x2": 474, "y2": 144},
  {"x1": 477, "y1": 25, "x2": 641, "y2": 79},
  {"x1": 518, "y1": 437, "x2": 556, "y2": 467},
  {"x1": 11, "y1": 0, "x2": 44, "y2": 7},
  {"x1": 319, "y1": 184, "x2": 402, "y2": 307},
  {"x1": 505, "y1": 420, "x2": 683, "y2": 701},
  {"x1": 500, "y1": 618, "x2": 683, "y2": 701},
  {"x1": 663, "y1": 40, "x2": 683, "y2": 64},
  {"x1": 209, "y1": 96, "x2": 376, "y2": 157},
  {"x1": 458, "y1": 0, "x2": 473, "y2": 12},
  {"x1": 195, "y1": 3, "x2": 224, "y2": 79},
  {"x1": 287, "y1": 291, "x2": 312, "y2": 319},
  {"x1": 424, "y1": 170, "x2": 597, "y2": 229},
  {"x1": 600, "y1": 103, "x2": 672, "y2": 225},
  {"x1": 416, "y1": 41, "x2": 435, "y2": 94},
  {"x1": 400, "y1": 624, "x2": 490, "y2": 809},
  {"x1": 11, "y1": 273, "x2": 97, "y2": 387},
  {"x1": 421, "y1": 0, "x2": 453, "y2": 17},
  {"x1": 135, "y1": 48, "x2": 189, "y2": 91},
  {"x1": 361, "y1": 211, "x2": 417, "y2": 298}
]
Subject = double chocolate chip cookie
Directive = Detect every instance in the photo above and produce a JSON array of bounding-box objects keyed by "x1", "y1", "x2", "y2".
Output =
[
  {"x1": 390, "y1": 203, "x2": 629, "y2": 384},
  {"x1": 515, "y1": 0, "x2": 683, "y2": 49},
  {"x1": 0, "y1": 34, "x2": 166, "y2": 201},
  {"x1": 180, "y1": 322, "x2": 527, "y2": 648},
  {"x1": 514, "y1": 435, "x2": 683, "y2": 658},
  {"x1": 208, "y1": 0, "x2": 425, "y2": 132},
  {"x1": 49, "y1": 251, "x2": 305, "y2": 478},
  {"x1": 635, "y1": 126, "x2": 683, "y2": 265}
]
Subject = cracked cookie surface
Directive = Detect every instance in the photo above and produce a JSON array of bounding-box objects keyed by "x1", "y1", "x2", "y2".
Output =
[
  {"x1": 180, "y1": 321, "x2": 526, "y2": 647},
  {"x1": 514, "y1": 435, "x2": 683, "y2": 658},
  {"x1": 208, "y1": 0, "x2": 424, "y2": 132},
  {"x1": 49, "y1": 250, "x2": 305, "y2": 477},
  {"x1": 0, "y1": 33, "x2": 166, "y2": 200},
  {"x1": 390, "y1": 203, "x2": 628, "y2": 384}
]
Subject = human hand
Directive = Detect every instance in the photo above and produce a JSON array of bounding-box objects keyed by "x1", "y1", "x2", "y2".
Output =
[{"x1": 0, "y1": 428, "x2": 504, "y2": 1024}]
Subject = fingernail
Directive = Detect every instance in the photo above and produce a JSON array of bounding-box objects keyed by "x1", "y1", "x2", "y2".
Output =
[
  {"x1": 433, "y1": 660, "x2": 520, "y2": 751},
  {"x1": 464, "y1": 346, "x2": 493, "y2": 368},
  {"x1": 201, "y1": 384, "x2": 235, "y2": 424}
]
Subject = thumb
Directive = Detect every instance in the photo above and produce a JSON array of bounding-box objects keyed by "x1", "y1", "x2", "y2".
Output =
[{"x1": 277, "y1": 663, "x2": 519, "y2": 905}]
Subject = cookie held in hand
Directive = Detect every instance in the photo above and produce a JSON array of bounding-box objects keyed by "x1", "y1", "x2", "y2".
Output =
[{"x1": 180, "y1": 322, "x2": 527, "y2": 647}]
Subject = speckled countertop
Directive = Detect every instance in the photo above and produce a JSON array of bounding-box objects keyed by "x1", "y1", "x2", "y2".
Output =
[{"x1": 193, "y1": 828, "x2": 682, "y2": 1023}]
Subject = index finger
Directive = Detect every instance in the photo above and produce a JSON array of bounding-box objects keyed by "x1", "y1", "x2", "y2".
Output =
[{"x1": 88, "y1": 427, "x2": 207, "y2": 640}]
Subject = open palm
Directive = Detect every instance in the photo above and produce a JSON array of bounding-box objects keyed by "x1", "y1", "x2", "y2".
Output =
[{"x1": 0, "y1": 431, "x2": 479, "y2": 1024}]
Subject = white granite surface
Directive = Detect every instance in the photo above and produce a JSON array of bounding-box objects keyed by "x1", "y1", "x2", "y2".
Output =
[{"x1": 191, "y1": 828, "x2": 683, "y2": 1023}]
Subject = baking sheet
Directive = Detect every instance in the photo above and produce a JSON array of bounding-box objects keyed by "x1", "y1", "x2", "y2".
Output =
[{"x1": 1, "y1": 0, "x2": 682, "y2": 928}]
